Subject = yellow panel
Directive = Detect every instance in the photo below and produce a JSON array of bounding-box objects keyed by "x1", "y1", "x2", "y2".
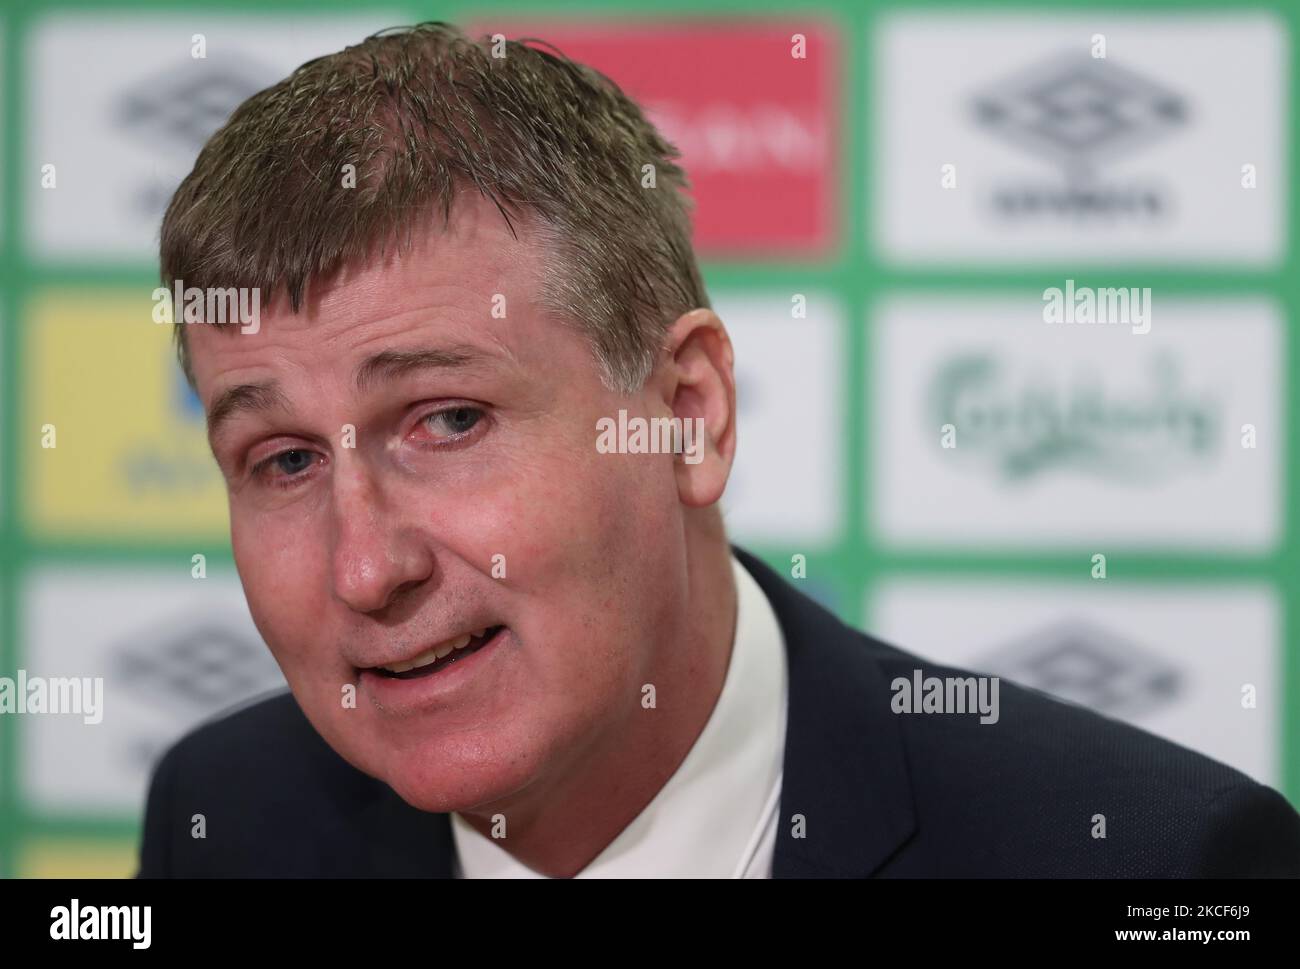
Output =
[
  {"x1": 17, "y1": 838, "x2": 138, "y2": 879},
  {"x1": 22, "y1": 290, "x2": 229, "y2": 540}
]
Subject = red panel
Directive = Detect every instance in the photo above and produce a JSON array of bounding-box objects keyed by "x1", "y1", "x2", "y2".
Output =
[{"x1": 469, "y1": 20, "x2": 840, "y2": 258}]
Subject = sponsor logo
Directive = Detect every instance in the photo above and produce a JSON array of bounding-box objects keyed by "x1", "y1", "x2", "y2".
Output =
[
  {"x1": 873, "y1": 15, "x2": 1284, "y2": 264},
  {"x1": 21, "y1": 569, "x2": 285, "y2": 812},
  {"x1": 24, "y1": 293, "x2": 228, "y2": 539},
  {"x1": 28, "y1": 16, "x2": 399, "y2": 258},
  {"x1": 114, "y1": 615, "x2": 281, "y2": 767},
  {"x1": 116, "y1": 57, "x2": 274, "y2": 219},
  {"x1": 972, "y1": 53, "x2": 1187, "y2": 222},
  {"x1": 872, "y1": 296, "x2": 1279, "y2": 547},
  {"x1": 928, "y1": 351, "x2": 1216, "y2": 482},
  {"x1": 976, "y1": 620, "x2": 1183, "y2": 720},
  {"x1": 868, "y1": 580, "x2": 1278, "y2": 782},
  {"x1": 468, "y1": 21, "x2": 838, "y2": 254}
]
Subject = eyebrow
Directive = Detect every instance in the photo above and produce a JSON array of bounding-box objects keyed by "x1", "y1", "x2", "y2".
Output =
[
  {"x1": 207, "y1": 380, "x2": 289, "y2": 446},
  {"x1": 206, "y1": 344, "x2": 498, "y2": 446}
]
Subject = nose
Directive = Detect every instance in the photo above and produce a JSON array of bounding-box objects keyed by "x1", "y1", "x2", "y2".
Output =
[{"x1": 330, "y1": 464, "x2": 434, "y2": 615}]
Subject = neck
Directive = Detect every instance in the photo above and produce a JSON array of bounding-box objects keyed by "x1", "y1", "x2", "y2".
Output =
[{"x1": 458, "y1": 514, "x2": 738, "y2": 877}]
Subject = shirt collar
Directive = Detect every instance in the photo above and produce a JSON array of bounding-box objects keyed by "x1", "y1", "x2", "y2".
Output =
[{"x1": 451, "y1": 553, "x2": 788, "y2": 877}]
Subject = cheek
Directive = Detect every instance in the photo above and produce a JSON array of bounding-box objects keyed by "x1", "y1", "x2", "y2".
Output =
[
  {"x1": 460, "y1": 443, "x2": 676, "y2": 585},
  {"x1": 461, "y1": 448, "x2": 683, "y2": 672},
  {"x1": 230, "y1": 509, "x2": 330, "y2": 668}
]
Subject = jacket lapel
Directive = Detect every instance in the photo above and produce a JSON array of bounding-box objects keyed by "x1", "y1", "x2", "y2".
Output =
[{"x1": 734, "y1": 548, "x2": 917, "y2": 877}]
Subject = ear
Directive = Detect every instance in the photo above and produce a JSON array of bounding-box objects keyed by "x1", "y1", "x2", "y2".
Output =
[{"x1": 657, "y1": 308, "x2": 737, "y2": 508}]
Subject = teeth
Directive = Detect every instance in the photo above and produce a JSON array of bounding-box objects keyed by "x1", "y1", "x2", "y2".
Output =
[
  {"x1": 437, "y1": 634, "x2": 470, "y2": 659},
  {"x1": 471, "y1": 629, "x2": 486, "y2": 641},
  {"x1": 382, "y1": 633, "x2": 473, "y2": 673},
  {"x1": 409, "y1": 650, "x2": 439, "y2": 671}
]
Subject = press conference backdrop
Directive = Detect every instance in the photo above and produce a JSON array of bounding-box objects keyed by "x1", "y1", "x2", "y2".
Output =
[{"x1": 0, "y1": 0, "x2": 1295, "y2": 877}]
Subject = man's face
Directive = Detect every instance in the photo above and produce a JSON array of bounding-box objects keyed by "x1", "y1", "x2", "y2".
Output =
[{"x1": 187, "y1": 194, "x2": 693, "y2": 813}]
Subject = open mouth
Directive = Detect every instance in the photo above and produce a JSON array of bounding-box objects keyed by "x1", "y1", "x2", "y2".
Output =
[{"x1": 370, "y1": 626, "x2": 505, "y2": 680}]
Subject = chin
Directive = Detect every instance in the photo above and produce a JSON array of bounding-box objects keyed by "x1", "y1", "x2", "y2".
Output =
[
  {"x1": 382, "y1": 761, "x2": 527, "y2": 815},
  {"x1": 373, "y1": 738, "x2": 542, "y2": 815},
  {"x1": 302, "y1": 684, "x2": 557, "y2": 815}
]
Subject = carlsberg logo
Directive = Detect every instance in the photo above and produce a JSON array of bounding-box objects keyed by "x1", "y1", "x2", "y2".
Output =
[{"x1": 930, "y1": 353, "x2": 1216, "y2": 481}]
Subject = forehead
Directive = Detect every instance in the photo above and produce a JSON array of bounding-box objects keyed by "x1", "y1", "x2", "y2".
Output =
[{"x1": 185, "y1": 192, "x2": 565, "y2": 400}]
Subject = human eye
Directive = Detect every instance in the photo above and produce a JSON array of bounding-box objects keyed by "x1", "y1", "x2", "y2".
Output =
[
  {"x1": 249, "y1": 447, "x2": 322, "y2": 488},
  {"x1": 414, "y1": 403, "x2": 488, "y2": 444}
]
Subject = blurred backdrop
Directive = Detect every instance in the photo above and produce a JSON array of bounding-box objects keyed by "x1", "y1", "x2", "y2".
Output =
[{"x1": 0, "y1": 0, "x2": 1295, "y2": 876}]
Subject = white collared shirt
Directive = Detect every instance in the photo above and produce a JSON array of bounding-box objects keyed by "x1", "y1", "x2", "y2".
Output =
[{"x1": 451, "y1": 554, "x2": 789, "y2": 877}]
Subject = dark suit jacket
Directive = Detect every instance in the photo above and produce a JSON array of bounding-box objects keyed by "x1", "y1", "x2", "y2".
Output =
[{"x1": 137, "y1": 548, "x2": 1300, "y2": 877}]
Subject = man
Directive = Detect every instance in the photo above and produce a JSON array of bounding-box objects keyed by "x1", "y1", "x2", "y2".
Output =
[{"x1": 138, "y1": 22, "x2": 1300, "y2": 878}]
